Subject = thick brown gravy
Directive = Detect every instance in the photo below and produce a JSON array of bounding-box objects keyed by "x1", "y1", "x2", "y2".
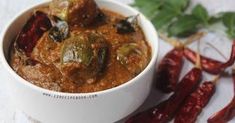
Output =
[{"x1": 10, "y1": 1, "x2": 151, "y2": 93}]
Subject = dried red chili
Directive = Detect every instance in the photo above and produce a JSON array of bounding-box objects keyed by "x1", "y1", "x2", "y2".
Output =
[
  {"x1": 155, "y1": 32, "x2": 204, "y2": 93},
  {"x1": 156, "y1": 48, "x2": 184, "y2": 93},
  {"x1": 126, "y1": 67, "x2": 202, "y2": 123},
  {"x1": 184, "y1": 41, "x2": 235, "y2": 75},
  {"x1": 174, "y1": 81, "x2": 216, "y2": 123},
  {"x1": 16, "y1": 11, "x2": 52, "y2": 55},
  {"x1": 207, "y1": 69, "x2": 235, "y2": 123}
]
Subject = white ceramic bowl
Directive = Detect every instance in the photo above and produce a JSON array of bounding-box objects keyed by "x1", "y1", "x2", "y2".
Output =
[{"x1": 0, "y1": 0, "x2": 158, "y2": 123}]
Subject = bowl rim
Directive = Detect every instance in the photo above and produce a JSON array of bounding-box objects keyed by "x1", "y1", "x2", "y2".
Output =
[{"x1": 0, "y1": 0, "x2": 159, "y2": 96}]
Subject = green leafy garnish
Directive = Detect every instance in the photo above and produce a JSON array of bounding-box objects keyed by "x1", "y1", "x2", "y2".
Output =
[
  {"x1": 133, "y1": 0, "x2": 235, "y2": 39},
  {"x1": 132, "y1": 0, "x2": 163, "y2": 19},
  {"x1": 168, "y1": 15, "x2": 200, "y2": 37},
  {"x1": 222, "y1": 12, "x2": 235, "y2": 39},
  {"x1": 164, "y1": 0, "x2": 189, "y2": 14},
  {"x1": 192, "y1": 4, "x2": 209, "y2": 25},
  {"x1": 152, "y1": 9, "x2": 177, "y2": 29},
  {"x1": 208, "y1": 16, "x2": 223, "y2": 25},
  {"x1": 132, "y1": 0, "x2": 190, "y2": 30}
]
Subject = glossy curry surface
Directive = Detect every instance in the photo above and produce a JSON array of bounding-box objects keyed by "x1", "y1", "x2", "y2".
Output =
[{"x1": 10, "y1": 0, "x2": 151, "y2": 93}]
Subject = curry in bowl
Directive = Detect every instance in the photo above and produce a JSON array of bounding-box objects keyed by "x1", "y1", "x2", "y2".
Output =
[{"x1": 10, "y1": 0, "x2": 151, "y2": 93}]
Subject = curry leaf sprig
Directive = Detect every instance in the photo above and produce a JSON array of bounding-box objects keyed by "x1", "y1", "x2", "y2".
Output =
[
  {"x1": 132, "y1": 0, "x2": 189, "y2": 30},
  {"x1": 168, "y1": 4, "x2": 211, "y2": 37},
  {"x1": 223, "y1": 12, "x2": 235, "y2": 39},
  {"x1": 132, "y1": 0, "x2": 235, "y2": 39}
]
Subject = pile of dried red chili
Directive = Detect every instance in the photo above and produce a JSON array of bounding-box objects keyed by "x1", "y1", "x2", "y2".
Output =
[{"x1": 125, "y1": 35, "x2": 235, "y2": 123}]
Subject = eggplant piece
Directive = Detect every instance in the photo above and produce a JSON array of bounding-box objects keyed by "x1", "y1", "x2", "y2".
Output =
[
  {"x1": 16, "y1": 11, "x2": 52, "y2": 55},
  {"x1": 61, "y1": 34, "x2": 93, "y2": 65},
  {"x1": 60, "y1": 32, "x2": 109, "y2": 84},
  {"x1": 50, "y1": 0, "x2": 101, "y2": 27},
  {"x1": 117, "y1": 43, "x2": 141, "y2": 65},
  {"x1": 97, "y1": 47, "x2": 108, "y2": 73},
  {"x1": 60, "y1": 34, "x2": 95, "y2": 84},
  {"x1": 49, "y1": 16, "x2": 69, "y2": 42},
  {"x1": 117, "y1": 42, "x2": 149, "y2": 75},
  {"x1": 68, "y1": 0, "x2": 101, "y2": 26},
  {"x1": 116, "y1": 15, "x2": 138, "y2": 34},
  {"x1": 88, "y1": 32, "x2": 109, "y2": 73},
  {"x1": 49, "y1": 0, "x2": 70, "y2": 20}
]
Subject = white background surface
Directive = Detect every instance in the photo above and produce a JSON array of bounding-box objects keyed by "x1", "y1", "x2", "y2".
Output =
[{"x1": 1, "y1": 0, "x2": 235, "y2": 123}]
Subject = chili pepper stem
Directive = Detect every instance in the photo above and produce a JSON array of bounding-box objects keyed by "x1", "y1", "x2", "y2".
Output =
[
  {"x1": 159, "y1": 33, "x2": 184, "y2": 48},
  {"x1": 183, "y1": 32, "x2": 206, "y2": 46},
  {"x1": 206, "y1": 42, "x2": 227, "y2": 60},
  {"x1": 159, "y1": 32, "x2": 206, "y2": 49},
  {"x1": 195, "y1": 39, "x2": 202, "y2": 69},
  {"x1": 127, "y1": 14, "x2": 140, "y2": 27},
  {"x1": 231, "y1": 65, "x2": 235, "y2": 72},
  {"x1": 212, "y1": 75, "x2": 221, "y2": 85}
]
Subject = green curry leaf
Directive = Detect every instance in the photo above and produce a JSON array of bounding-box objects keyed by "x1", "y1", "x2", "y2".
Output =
[
  {"x1": 164, "y1": 0, "x2": 189, "y2": 13},
  {"x1": 168, "y1": 15, "x2": 200, "y2": 37},
  {"x1": 152, "y1": 9, "x2": 177, "y2": 29},
  {"x1": 134, "y1": 0, "x2": 235, "y2": 39},
  {"x1": 222, "y1": 12, "x2": 235, "y2": 39},
  {"x1": 208, "y1": 16, "x2": 223, "y2": 25},
  {"x1": 192, "y1": 4, "x2": 209, "y2": 25},
  {"x1": 132, "y1": 0, "x2": 164, "y2": 19}
]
